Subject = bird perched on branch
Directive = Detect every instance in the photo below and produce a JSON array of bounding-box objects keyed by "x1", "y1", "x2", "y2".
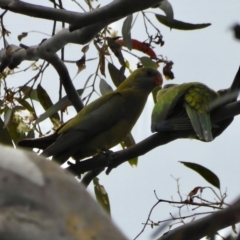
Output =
[
  {"x1": 151, "y1": 82, "x2": 219, "y2": 142},
  {"x1": 19, "y1": 67, "x2": 163, "y2": 163}
]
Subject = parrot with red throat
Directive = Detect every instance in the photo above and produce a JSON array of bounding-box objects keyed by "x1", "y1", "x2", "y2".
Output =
[{"x1": 19, "y1": 67, "x2": 163, "y2": 163}]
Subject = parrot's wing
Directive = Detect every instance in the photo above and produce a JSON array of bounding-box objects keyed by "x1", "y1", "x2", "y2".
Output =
[
  {"x1": 151, "y1": 83, "x2": 193, "y2": 132},
  {"x1": 41, "y1": 93, "x2": 125, "y2": 162},
  {"x1": 185, "y1": 102, "x2": 213, "y2": 142},
  {"x1": 184, "y1": 83, "x2": 216, "y2": 142},
  {"x1": 158, "y1": 110, "x2": 192, "y2": 131}
]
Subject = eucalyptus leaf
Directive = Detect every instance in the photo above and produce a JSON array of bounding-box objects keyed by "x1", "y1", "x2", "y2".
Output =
[
  {"x1": 155, "y1": 14, "x2": 211, "y2": 30},
  {"x1": 93, "y1": 177, "x2": 111, "y2": 215},
  {"x1": 140, "y1": 57, "x2": 158, "y2": 69},
  {"x1": 8, "y1": 123, "x2": 24, "y2": 145},
  {"x1": 15, "y1": 98, "x2": 34, "y2": 113},
  {"x1": 37, "y1": 84, "x2": 60, "y2": 125},
  {"x1": 18, "y1": 32, "x2": 28, "y2": 42},
  {"x1": 99, "y1": 79, "x2": 113, "y2": 96},
  {"x1": 122, "y1": 14, "x2": 133, "y2": 50},
  {"x1": 4, "y1": 106, "x2": 23, "y2": 128},
  {"x1": 158, "y1": 0, "x2": 174, "y2": 28},
  {"x1": 0, "y1": 117, "x2": 13, "y2": 146},
  {"x1": 19, "y1": 129, "x2": 35, "y2": 150},
  {"x1": 108, "y1": 63, "x2": 126, "y2": 87},
  {"x1": 125, "y1": 134, "x2": 138, "y2": 166},
  {"x1": 34, "y1": 89, "x2": 83, "y2": 125},
  {"x1": 26, "y1": 129, "x2": 35, "y2": 138},
  {"x1": 120, "y1": 133, "x2": 138, "y2": 166},
  {"x1": 4, "y1": 108, "x2": 13, "y2": 128},
  {"x1": 180, "y1": 161, "x2": 220, "y2": 189},
  {"x1": 20, "y1": 86, "x2": 39, "y2": 101},
  {"x1": 82, "y1": 74, "x2": 94, "y2": 94}
]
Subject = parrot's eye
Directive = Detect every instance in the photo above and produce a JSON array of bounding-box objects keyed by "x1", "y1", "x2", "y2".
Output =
[{"x1": 146, "y1": 70, "x2": 153, "y2": 76}]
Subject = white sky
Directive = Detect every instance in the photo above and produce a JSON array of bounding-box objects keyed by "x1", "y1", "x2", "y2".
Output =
[{"x1": 2, "y1": 0, "x2": 240, "y2": 239}]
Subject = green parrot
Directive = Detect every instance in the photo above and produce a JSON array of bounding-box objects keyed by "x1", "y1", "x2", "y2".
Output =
[
  {"x1": 151, "y1": 82, "x2": 219, "y2": 142},
  {"x1": 19, "y1": 67, "x2": 163, "y2": 163}
]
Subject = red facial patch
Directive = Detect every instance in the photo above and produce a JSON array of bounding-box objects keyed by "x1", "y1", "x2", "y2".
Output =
[{"x1": 156, "y1": 73, "x2": 163, "y2": 86}]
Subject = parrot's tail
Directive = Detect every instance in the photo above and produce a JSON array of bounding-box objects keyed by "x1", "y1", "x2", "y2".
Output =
[{"x1": 18, "y1": 133, "x2": 58, "y2": 150}]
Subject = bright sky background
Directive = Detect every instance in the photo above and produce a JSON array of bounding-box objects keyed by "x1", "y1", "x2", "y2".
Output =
[{"x1": 2, "y1": 1, "x2": 240, "y2": 240}]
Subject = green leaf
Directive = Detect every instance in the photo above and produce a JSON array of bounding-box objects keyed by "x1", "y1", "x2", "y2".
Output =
[
  {"x1": 3, "y1": 107, "x2": 24, "y2": 144},
  {"x1": 99, "y1": 79, "x2": 113, "y2": 96},
  {"x1": 19, "y1": 129, "x2": 35, "y2": 150},
  {"x1": 108, "y1": 63, "x2": 126, "y2": 87},
  {"x1": 4, "y1": 106, "x2": 24, "y2": 128},
  {"x1": 129, "y1": 159, "x2": 138, "y2": 166},
  {"x1": 180, "y1": 161, "x2": 220, "y2": 189},
  {"x1": 121, "y1": 133, "x2": 138, "y2": 166},
  {"x1": 155, "y1": 14, "x2": 211, "y2": 30},
  {"x1": 26, "y1": 129, "x2": 35, "y2": 138},
  {"x1": 18, "y1": 32, "x2": 28, "y2": 42},
  {"x1": 82, "y1": 74, "x2": 94, "y2": 95},
  {"x1": 4, "y1": 108, "x2": 13, "y2": 128},
  {"x1": 20, "y1": 86, "x2": 39, "y2": 101},
  {"x1": 122, "y1": 14, "x2": 133, "y2": 50},
  {"x1": 93, "y1": 177, "x2": 111, "y2": 215},
  {"x1": 140, "y1": 57, "x2": 158, "y2": 69},
  {"x1": 158, "y1": 0, "x2": 174, "y2": 28},
  {"x1": 107, "y1": 37, "x2": 125, "y2": 66},
  {"x1": 15, "y1": 98, "x2": 34, "y2": 113},
  {"x1": 37, "y1": 84, "x2": 60, "y2": 125},
  {"x1": 0, "y1": 117, "x2": 13, "y2": 146},
  {"x1": 34, "y1": 89, "x2": 83, "y2": 125},
  {"x1": 232, "y1": 224, "x2": 237, "y2": 234},
  {"x1": 7, "y1": 123, "x2": 24, "y2": 146}
]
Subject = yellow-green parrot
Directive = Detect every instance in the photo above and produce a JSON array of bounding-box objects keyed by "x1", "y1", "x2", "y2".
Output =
[
  {"x1": 19, "y1": 67, "x2": 163, "y2": 163},
  {"x1": 151, "y1": 82, "x2": 218, "y2": 142}
]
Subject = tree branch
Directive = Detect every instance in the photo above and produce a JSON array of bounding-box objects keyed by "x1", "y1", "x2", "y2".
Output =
[
  {"x1": 67, "y1": 66, "x2": 240, "y2": 175},
  {"x1": 81, "y1": 168, "x2": 104, "y2": 187},
  {"x1": 69, "y1": 0, "x2": 165, "y2": 31},
  {"x1": 0, "y1": 14, "x2": 109, "y2": 112},
  {"x1": 43, "y1": 54, "x2": 84, "y2": 112},
  {"x1": 67, "y1": 100, "x2": 240, "y2": 176},
  {"x1": 155, "y1": 197, "x2": 240, "y2": 240},
  {"x1": 0, "y1": 0, "x2": 81, "y2": 23},
  {"x1": 0, "y1": 0, "x2": 162, "y2": 31}
]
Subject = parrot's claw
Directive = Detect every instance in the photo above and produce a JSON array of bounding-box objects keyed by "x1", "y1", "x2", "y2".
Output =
[
  {"x1": 98, "y1": 150, "x2": 116, "y2": 168},
  {"x1": 101, "y1": 150, "x2": 113, "y2": 156}
]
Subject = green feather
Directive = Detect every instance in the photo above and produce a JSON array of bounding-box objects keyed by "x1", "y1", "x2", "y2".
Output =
[
  {"x1": 151, "y1": 82, "x2": 218, "y2": 142},
  {"x1": 19, "y1": 67, "x2": 163, "y2": 163}
]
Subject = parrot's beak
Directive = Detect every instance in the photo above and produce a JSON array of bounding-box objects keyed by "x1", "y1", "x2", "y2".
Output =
[{"x1": 155, "y1": 74, "x2": 163, "y2": 86}]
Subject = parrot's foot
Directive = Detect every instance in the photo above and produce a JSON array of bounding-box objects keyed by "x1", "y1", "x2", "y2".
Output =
[
  {"x1": 98, "y1": 150, "x2": 117, "y2": 166},
  {"x1": 98, "y1": 150, "x2": 117, "y2": 164},
  {"x1": 99, "y1": 150, "x2": 114, "y2": 157},
  {"x1": 104, "y1": 152, "x2": 119, "y2": 175}
]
